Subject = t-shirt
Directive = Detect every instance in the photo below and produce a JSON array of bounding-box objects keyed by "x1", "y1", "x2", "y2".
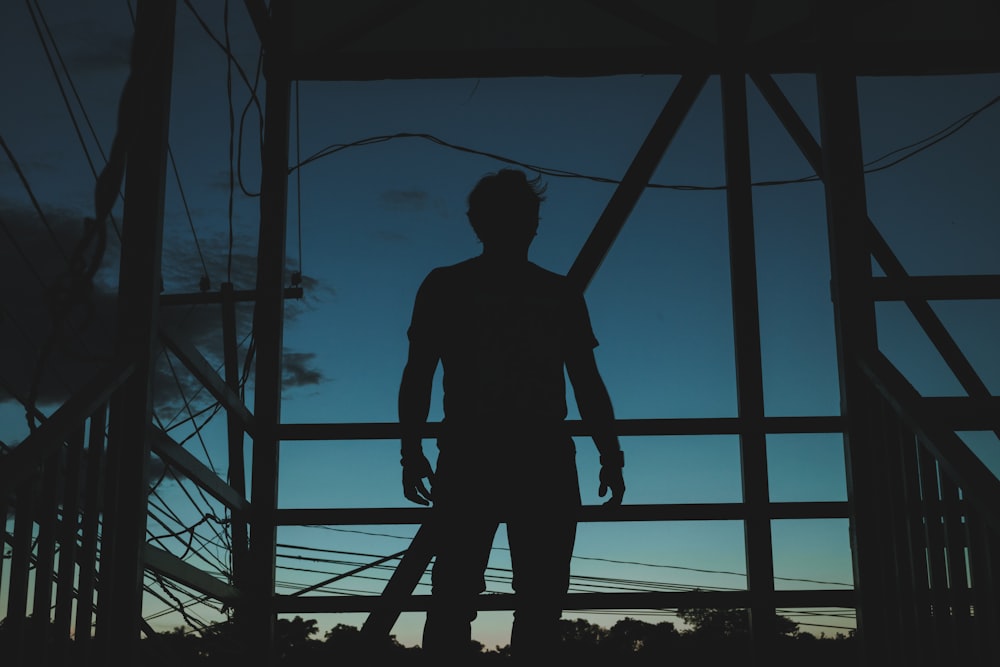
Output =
[{"x1": 407, "y1": 256, "x2": 598, "y2": 431}]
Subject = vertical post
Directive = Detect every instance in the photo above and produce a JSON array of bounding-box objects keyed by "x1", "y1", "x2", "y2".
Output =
[
  {"x1": 245, "y1": 2, "x2": 291, "y2": 664},
  {"x1": 222, "y1": 282, "x2": 250, "y2": 595},
  {"x1": 881, "y1": 407, "x2": 920, "y2": 663},
  {"x1": 7, "y1": 479, "x2": 36, "y2": 667},
  {"x1": 720, "y1": 69, "x2": 777, "y2": 656},
  {"x1": 30, "y1": 447, "x2": 61, "y2": 664},
  {"x1": 715, "y1": 3, "x2": 776, "y2": 654},
  {"x1": 96, "y1": 0, "x2": 176, "y2": 663},
  {"x1": 816, "y1": 64, "x2": 885, "y2": 663},
  {"x1": 76, "y1": 406, "x2": 107, "y2": 662},
  {"x1": 54, "y1": 427, "x2": 85, "y2": 665},
  {"x1": 917, "y1": 448, "x2": 952, "y2": 660}
]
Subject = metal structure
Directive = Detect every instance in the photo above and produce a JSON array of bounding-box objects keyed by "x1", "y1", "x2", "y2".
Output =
[{"x1": 2, "y1": 1, "x2": 1000, "y2": 665}]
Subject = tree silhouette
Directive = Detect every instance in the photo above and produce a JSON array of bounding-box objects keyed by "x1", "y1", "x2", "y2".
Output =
[
  {"x1": 604, "y1": 617, "x2": 679, "y2": 658},
  {"x1": 676, "y1": 605, "x2": 798, "y2": 639},
  {"x1": 126, "y1": 610, "x2": 857, "y2": 665}
]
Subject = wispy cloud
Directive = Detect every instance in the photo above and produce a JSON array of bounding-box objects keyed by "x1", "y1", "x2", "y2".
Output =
[
  {"x1": 66, "y1": 33, "x2": 132, "y2": 73},
  {"x1": 379, "y1": 189, "x2": 429, "y2": 212},
  {"x1": 0, "y1": 202, "x2": 326, "y2": 418}
]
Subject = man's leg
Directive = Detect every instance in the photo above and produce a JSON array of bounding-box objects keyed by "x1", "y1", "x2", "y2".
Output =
[
  {"x1": 507, "y1": 513, "x2": 577, "y2": 659},
  {"x1": 421, "y1": 515, "x2": 499, "y2": 660},
  {"x1": 507, "y1": 450, "x2": 581, "y2": 660}
]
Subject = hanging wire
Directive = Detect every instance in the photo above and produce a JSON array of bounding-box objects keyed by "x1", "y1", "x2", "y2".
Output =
[
  {"x1": 224, "y1": 0, "x2": 236, "y2": 282},
  {"x1": 291, "y1": 90, "x2": 1000, "y2": 192},
  {"x1": 293, "y1": 80, "x2": 303, "y2": 287},
  {"x1": 26, "y1": 0, "x2": 123, "y2": 241},
  {"x1": 167, "y1": 145, "x2": 213, "y2": 291}
]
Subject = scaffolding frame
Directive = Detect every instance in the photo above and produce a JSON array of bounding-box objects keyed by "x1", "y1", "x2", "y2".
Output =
[{"x1": 2, "y1": 1, "x2": 1000, "y2": 665}]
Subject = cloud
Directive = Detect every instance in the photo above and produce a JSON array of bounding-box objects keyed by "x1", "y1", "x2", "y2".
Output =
[
  {"x1": 373, "y1": 230, "x2": 412, "y2": 244},
  {"x1": 283, "y1": 351, "x2": 324, "y2": 388},
  {"x1": 0, "y1": 202, "x2": 326, "y2": 418},
  {"x1": 66, "y1": 34, "x2": 132, "y2": 73},
  {"x1": 379, "y1": 189, "x2": 429, "y2": 212}
]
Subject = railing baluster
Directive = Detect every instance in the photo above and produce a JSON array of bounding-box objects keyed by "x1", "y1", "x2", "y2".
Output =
[
  {"x1": 881, "y1": 401, "x2": 918, "y2": 661},
  {"x1": 940, "y1": 474, "x2": 972, "y2": 661},
  {"x1": 917, "y1": 446, "x2": 952, "y2": 661}
]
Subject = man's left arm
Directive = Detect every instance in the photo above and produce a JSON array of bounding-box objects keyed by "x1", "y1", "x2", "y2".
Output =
[{"x1": 566, "y1": 348, "x2": 625, "y2": 506}]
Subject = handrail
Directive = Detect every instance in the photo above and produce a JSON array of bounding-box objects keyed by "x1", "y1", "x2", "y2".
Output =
[
  {"x1": 279, "y1": 415, "x2": 844, "y2": 441},
  {"x1": 858, "y1": 351, "x2": 1000, "y2": 533}
]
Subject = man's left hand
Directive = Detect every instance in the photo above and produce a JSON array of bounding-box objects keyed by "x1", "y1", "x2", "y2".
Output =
[
  {"x1": 598, "y1": 465, "x2": 625, "y2": 506},
  {"x1": 402, "y1": 454, "x2": 435, "y2": 506}
]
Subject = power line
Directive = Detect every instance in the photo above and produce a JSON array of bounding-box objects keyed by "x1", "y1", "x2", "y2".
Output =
[
  {"x1": 25, "y1": 0, "x2": 123, "y2": 241},
  {"x1": 291, "y1": 90, "x2": 999, "y2": 191}
]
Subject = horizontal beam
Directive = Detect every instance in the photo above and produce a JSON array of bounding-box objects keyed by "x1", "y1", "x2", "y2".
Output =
[
  {"x1": 871, "y1": 275, "x2": 1000, "y2": 301},
  {"x1": 149, "y1": 427, "x2": 250, "y2": 513},
  {"x1": 287, "y1": 42, "x2": 1000, "y2": 81},
  {"x1": 278, "y1": 416, "x2": 844, "y2": 441},
  {"x1": 275, "y1": 501, "x2": 849, "y2": 527},
  {"x1": 922, "y1": 396, "x2": 1000, "y2": 431},
  {"x1": 275, "y1": 588, "x2": 856, "y2": 614},
  {"x1": 144, "y1": 544, "x2": 242, "y2": 606},
  {"x1": 160, "y1": 286, "x2": 303, "y2": 307}
]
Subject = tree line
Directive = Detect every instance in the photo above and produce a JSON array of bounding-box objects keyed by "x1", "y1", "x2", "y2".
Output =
[{"x1": 132, "y1": 606, "x2": 857, "y2": 666}]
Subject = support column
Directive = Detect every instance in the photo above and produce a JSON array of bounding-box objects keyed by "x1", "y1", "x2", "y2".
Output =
[
  {"x1": 245, "y1": 2, "x2": 291, "y2": 664},
  {"x1": 720, "y1": 69, "x2": 777, "y2": 659},
  {"x1": 96, "y1": 1, "x2": 176, "y2": 664},
  {"x1": 817, "y1": 67, "x2": 886, "y2": 664}
]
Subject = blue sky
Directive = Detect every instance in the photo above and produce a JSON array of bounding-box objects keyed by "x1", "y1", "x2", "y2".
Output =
[{"x1": 2, "y1": 0, "x2": 998, "y2": 650}]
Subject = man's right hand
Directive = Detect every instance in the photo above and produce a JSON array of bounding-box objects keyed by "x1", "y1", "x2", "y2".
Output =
[{"x1": 402, "y1": 453, "x2": 435, "y2": 506}]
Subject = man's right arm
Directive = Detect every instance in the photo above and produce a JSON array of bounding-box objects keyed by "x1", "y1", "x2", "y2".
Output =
[{"x1": 566, "y1": 348, "x2": 625, "y2": 506}]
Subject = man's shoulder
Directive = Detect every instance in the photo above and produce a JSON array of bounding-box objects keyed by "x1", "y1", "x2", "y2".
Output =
[
  {"x1": 525, "y1": 262, "x2": 582, "y2": 297},
  {"x1": 526, "y1": 261, "x2": 569, "y2": 283},
  {"x1": 422, "y1": 257, "x2": 478, "y2": 284}
]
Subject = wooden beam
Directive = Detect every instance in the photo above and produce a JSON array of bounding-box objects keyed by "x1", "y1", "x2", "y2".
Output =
[
  {"x1": 148, "y1": 427, "x2": 250, "y2": 513},
  {"x1": 921, "y1": 397, "x2": 1000, "y2": 431},
  {"x1": 143, "y1": 544, "x2": 242, "y2": 606},
  {"x1": 277, "y1": 415, "x2": 844, "y2": 441},
  {"x1": 159, "y1": 324, "x2": 256, "y2": 437},
  {"x1": 567, "y1": 73, "x2": 707, "y2": 291},
  {"x1": 287, "y1": 41, "x2": 1000, "y2": 81},
  {"x1": 277, "y1": 588, "x2": 856, "y2": 614},
  {"x1": 275, "y1": 500, "x2": 849, "y2": 527},
  {"x1": 871, "y1": 275, "x2": 1000, "y2": 301}
]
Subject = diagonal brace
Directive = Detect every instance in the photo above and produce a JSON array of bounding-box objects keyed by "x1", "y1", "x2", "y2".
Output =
[{"x1": 567, "y1": 73, "x2": 708, "y2": 291}]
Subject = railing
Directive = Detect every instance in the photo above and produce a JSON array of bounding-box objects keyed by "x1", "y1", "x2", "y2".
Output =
[
  {"x1": 0, "y1": 357, "x2": 132, "y2": 666},
  {"x1": 3, "y1": 352, "x2": 999, "y2": 665},
  {"x1": 857, "y1": 351, "x2": 1000, "y2": 666}
]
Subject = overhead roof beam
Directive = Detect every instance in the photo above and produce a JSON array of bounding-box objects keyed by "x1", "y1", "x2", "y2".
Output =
[
  {"x1": 584, "y1": 0, "x2": 712, "y2": 49},
  {"x1": 303, "y1": 0, "x2": 425, "y2": 53}
]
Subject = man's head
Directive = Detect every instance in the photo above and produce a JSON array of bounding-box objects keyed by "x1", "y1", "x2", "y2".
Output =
[{"x1": 466, "y1": 169, "x2": 547, "y2": 253}]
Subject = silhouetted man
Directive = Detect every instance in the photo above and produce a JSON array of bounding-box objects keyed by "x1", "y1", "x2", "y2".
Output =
[{"x1": 398, "y1": 168, "x2": 625, "y2": 661}]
